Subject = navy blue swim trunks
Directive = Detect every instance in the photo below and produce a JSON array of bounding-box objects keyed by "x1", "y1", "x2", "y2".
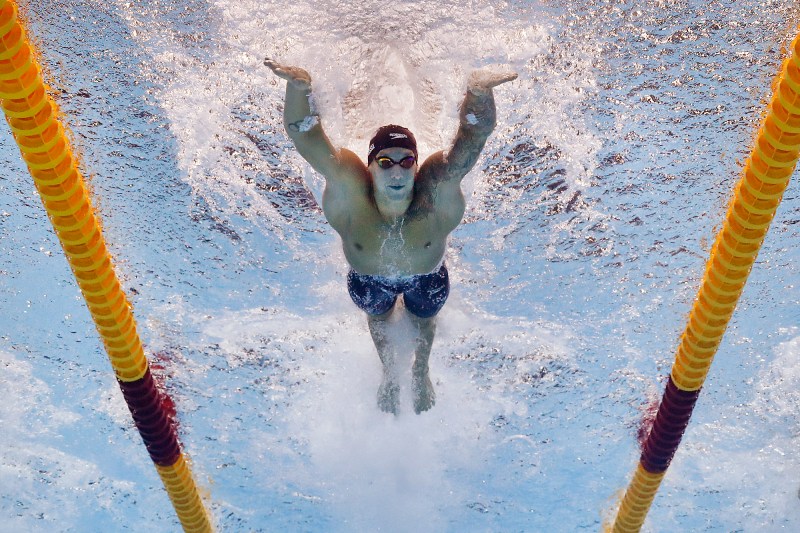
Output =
[{"x1": 347, "y1": 264, "x2": 450, "y2": 318}]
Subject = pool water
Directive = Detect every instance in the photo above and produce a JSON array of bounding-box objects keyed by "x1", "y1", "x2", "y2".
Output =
[{"x1": 1, "y1": 0, "x2": 799, "y2": 531}]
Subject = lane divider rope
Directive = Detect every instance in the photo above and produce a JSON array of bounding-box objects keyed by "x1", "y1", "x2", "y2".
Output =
[
  {"x1": 608, "y1": 28, "x2": 800, "y2": 532},
  {"x1": 0, "y1": 2, "x2": 213, "y2": 530}
]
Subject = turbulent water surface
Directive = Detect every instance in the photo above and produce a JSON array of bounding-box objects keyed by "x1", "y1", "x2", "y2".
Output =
[{"x1": 2, "y1": 0, "x2": 800, "y2": 531}]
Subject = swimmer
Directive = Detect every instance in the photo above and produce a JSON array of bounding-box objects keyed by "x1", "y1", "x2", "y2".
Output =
[{"x1": 265, "y1": 58, "x2": 517, "y2": 414}]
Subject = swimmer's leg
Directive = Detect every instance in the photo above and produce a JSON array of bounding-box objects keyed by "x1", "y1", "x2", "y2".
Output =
[
  {"x1": 367, "y1": 307, "x2": 400, "y2": 415},
  {"x1": 403, "y1": 266, "x2": 448, "y2": 414},
  {"x1": 408, "y1": 312, "x2": 436, "y2": 414}
]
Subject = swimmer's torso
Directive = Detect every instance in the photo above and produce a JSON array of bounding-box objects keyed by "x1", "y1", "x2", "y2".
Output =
[
  {"x1": 322, "y1": 150, "x2": 465, "y2": 277},
  {"x1": 336, "y1": 208, "x2": 448, "y2": 277}
]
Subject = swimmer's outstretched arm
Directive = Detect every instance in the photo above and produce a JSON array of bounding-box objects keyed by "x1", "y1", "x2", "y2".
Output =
[
  {"x1": 436, "y1": 67, "x2": 518, "y2": 182},
  {"x1": 264, "y1": 58, "x2": 351, "y2": 178}
]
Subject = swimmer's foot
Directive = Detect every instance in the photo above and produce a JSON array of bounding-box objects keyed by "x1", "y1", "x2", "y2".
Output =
[
  {"x1": 378, "y1": 377, "x2": 400, "y2": 415},
  {"x1": 412, "y1": 372, "x2": 436, "y2": 414}
]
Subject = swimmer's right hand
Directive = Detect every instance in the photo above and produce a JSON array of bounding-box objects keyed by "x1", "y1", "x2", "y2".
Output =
[
  {"x1": 264, "y1": 58, "x2": 312, "y2": 91},
  {"x1": 467, "y1": 66, "x2": 518, "y2": 96}
]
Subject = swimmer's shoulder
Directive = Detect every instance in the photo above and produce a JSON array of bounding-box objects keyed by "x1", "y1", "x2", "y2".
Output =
[
  {"x1": 417, "y1": 150, "x2": 448, "y2": 184},
  {"x1": 323, "y1": 148, "x2": 372, "y2": 228},
  {"x1": 417, "y1": 150, "x2": 466, "y2": 188},
  {"x1": 328, "y1": 148, "x2": 371, "y2": 188},
  {"x1": 414, "y1": 150, "x2": 466, "y2": 228}
]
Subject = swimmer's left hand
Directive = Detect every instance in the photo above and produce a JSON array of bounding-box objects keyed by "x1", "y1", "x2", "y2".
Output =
[{"x1": 468, "y1": 67, "x2": 518, "y2": 95}]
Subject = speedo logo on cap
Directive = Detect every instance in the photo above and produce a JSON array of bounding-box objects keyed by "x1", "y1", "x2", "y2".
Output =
[{"x1": 389, "y1": 133, "x2": 408, "y2": 139}]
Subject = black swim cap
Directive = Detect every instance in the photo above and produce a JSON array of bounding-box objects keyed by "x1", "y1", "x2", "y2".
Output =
[{"x1": 367, "y1": 125, "x2": 418, "y2": 165}]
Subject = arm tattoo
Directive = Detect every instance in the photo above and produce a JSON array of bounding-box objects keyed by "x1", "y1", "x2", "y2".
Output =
[
  {"x1": 443, "y1": 91, "x2": 497, "y2": 180},
  {"x1": 448, "y1": 130, "x2": 489, "y2": 178}
]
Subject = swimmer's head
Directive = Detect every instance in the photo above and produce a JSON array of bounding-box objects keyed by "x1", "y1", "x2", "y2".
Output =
[{"x1": 367, "y1": 125, "x2": 417, "y2": 166}]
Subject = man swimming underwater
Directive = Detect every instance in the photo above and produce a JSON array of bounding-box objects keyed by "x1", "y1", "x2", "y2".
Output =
[{"x1": 266, "y1": 58, "x2": 516, "y2": 414}]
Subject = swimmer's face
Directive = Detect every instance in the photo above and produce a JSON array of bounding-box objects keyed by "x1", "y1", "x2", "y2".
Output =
[{"x1": 370, "y1": 147, "x2": 417, "y2": 202}]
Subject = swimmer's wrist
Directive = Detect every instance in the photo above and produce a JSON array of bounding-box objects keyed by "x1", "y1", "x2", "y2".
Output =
[
  {"x1": 467, "y1": 85, "x2": 492, "y2": 97},
  {"x1": 462, "y1": 112, "x2": 482, "y2": 126},
  {"x1": 289, "y1": 79, "x2": 312, "y2": 92},
  {"x1": 461, "y1": 90, "x2": 496, "y2": 130},
  {"x1": 287, "y1": 114, "x2": 320, "y2": 133}
]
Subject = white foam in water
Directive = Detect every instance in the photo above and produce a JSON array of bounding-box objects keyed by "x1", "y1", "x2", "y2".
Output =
[
  {"x1": 740, "y1": 335, "x2": 800, "y2": 528},
  {"x1": 0, "y1": 351, "x2": 164, "y2": 530},
  {"x1": 143, "y1": 0, "x2": 592, "y2": 217},
  {"x1": 198, "y1": 291, "x2": 569, "y2": 531}
]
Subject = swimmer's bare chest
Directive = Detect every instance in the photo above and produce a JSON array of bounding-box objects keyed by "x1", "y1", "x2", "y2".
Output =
[
  {"x1": 340, "y1": 211, "x2": 448, "y2": 276},
  {"x1": 324, "y1": 188, "x2": 456, "y2": 276},
  {"x1": 321, "y1": 153, "x2": 465, "y2": 276}
]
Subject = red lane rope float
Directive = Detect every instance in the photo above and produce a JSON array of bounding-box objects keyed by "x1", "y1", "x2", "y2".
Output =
[
  {"x1": 0, "y1": 1, "x2": 212, "y2": 531},
  {"x1": 118, "y1": 369, "x2": 182, "y2": 466},
  {"x1": 639, "y1": 378, "x2": 700, "y2": 474},
  {"x1": 608, "y1": 28, "x2": 800, "y2": 533}
]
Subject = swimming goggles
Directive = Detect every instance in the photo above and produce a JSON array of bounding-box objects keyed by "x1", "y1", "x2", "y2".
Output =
[{"x1": 376, "y1": 155, "x2": 416, "y2": 169}]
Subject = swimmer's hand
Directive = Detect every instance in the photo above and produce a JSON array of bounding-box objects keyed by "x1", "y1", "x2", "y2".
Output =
[
  {"x1": 468, "y1": 67, "x2": 518, "y2": 96},
  {"x1": 264, "y1": 58, "x2": 312, "y2": 91}
]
